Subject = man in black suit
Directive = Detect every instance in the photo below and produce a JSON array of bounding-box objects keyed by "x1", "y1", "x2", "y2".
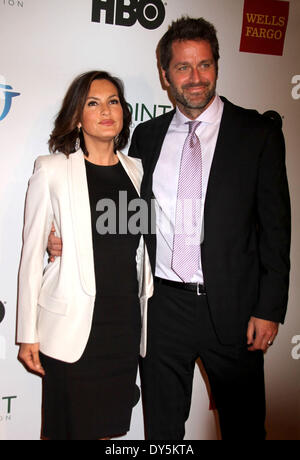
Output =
[{"x1": 129, "y1": 17, "x2": 291, "y2": 440}]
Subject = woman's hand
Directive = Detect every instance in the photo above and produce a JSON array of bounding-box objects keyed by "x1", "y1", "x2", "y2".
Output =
[{"x1": 18, "y1": 343, "x2": 45, "y2": 376}]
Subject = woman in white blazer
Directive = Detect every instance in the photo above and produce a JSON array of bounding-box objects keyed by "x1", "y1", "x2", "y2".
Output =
[{"x1": 17, "y1": 71, "x2": 153, "y2": 440}]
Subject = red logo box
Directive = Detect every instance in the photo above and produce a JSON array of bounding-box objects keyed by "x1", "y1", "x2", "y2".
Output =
[{"x1": 240, "y1": 0, "x2": 290, "y2": 56}]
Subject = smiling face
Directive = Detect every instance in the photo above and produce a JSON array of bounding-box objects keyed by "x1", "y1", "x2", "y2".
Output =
[
  {"x1": 78, "y1": 79, "x2": 124, "y2": 146},
  {"x1": 162, "y1": 39, "x2": 218, "y2": 119}
]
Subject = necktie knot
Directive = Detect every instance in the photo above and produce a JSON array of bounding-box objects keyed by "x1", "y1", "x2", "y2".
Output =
[
  {"x1": 187, "y1": 121, "x2": 201, "y2": 147},
  {"x1": 187, "y1": 120, "x2": 201, "y2": 134}
]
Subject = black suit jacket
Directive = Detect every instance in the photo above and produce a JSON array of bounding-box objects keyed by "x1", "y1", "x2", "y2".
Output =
[{"x1": 129, "y1": 97, "x2": 291, "y2": 345}]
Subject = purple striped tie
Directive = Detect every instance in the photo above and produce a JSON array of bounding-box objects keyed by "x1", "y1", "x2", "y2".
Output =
[{"x1": 172, "y1": 121, "x2": 202, "y2": 282}]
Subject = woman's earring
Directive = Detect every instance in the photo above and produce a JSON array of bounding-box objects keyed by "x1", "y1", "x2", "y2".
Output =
[
  {"x1": 75, "y1": 128, "x2": 81, "y2": 151},
  {"x1": 75, "y1": 137, "x2": 80, "y2": 151}
]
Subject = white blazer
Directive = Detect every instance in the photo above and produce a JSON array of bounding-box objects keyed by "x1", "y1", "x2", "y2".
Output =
[{"x1": 17, "y1": 150, "x2": 153, "y2": 362}]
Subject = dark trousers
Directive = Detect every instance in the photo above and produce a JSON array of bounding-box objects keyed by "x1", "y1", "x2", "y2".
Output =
[{"x1": 140, "y1": 281, "x2": 266, "y2": 440}]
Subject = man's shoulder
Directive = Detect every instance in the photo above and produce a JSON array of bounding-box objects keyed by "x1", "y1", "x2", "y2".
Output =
[{"x1": 221, "y1": 96, "x2": 281, "y2": 130}]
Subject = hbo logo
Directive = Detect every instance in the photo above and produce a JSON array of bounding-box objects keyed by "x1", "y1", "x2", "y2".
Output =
[{"x1": 92, "y1": 0, "x2": 166, "y2": 30}]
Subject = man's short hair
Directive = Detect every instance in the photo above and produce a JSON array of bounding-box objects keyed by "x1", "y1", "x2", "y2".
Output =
[{"x1": 158, "y1": 16, "x2": 220, "y2": 78}]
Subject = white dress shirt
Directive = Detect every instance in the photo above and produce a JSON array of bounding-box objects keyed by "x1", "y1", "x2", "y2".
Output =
[{"x1": 153, "y1": 94, "x2": 224, "y2": 283}]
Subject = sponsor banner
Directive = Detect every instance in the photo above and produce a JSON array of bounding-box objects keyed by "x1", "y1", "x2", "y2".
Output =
[
  {"x1": 239, "y1": 0, "x2": 290, "y2": 56},
  {"x1": 1, "y1": 0, "x2": 300, "y2": 441}
]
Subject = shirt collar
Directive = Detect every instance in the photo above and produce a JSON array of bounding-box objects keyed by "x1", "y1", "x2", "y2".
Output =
[{"x1": 173, "y1": 93, "x2": 224, "y2": 129}]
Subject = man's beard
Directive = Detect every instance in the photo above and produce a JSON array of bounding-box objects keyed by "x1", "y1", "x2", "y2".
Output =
[{"x1": 170, "y1": 81, "x2": 216, "y2": 112}]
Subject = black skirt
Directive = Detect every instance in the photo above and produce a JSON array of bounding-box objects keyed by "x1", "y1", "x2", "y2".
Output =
[
  {"x1": 40, "y1": 159, "x2": 142, "y2": 440},
  {"x1": 40, "y1": 293, "x2": 141, "y2": 440}
]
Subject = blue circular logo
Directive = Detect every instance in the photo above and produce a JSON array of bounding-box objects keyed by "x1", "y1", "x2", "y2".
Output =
[{"x1": 0, "y1": 84, "x2": 21, "y2": 122}]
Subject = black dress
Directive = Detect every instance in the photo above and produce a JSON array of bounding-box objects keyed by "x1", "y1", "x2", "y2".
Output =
[{"x1": 40, "y1": 159, "x2": 141, "y2": 440}]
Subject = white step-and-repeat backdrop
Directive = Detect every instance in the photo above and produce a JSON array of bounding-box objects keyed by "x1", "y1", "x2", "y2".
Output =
[{"x1": 1, "y1": 0, "x2": 299, "y2": 440}]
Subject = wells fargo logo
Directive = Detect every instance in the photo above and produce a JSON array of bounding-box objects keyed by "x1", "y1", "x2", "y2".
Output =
[{"x1": 240, "y1": 0, "x2": 290, "y2": 56}]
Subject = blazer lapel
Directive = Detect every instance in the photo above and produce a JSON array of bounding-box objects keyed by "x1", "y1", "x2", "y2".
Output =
[
  {"x1": 68, "y1": 150, "x2": 96, "y2": 296},
  {"x1": 117, "y1": 151, "x2": 142, "y2": 196},
  {"x1": 203, "y1": 98, "x2": 237, "y2": 235}
]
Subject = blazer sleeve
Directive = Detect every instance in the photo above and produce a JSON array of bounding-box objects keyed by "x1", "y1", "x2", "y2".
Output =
[
  {"x1": 17, "y1": 157, "x2": 54, "y2": 343},
  {"x1": 254, "y1": 122, "x2": 291, "y2": 323}
]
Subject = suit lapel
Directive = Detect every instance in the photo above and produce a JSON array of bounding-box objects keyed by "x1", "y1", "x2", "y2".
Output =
[
  {"x1": 203, "y1": 98, "x2": 236, "y2": 232},
  {"x1": 68, "y1": 150, "x2": 96, "y2": 296}
]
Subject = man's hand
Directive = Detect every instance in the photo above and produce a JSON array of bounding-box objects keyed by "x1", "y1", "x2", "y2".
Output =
[
  {"x1": 247, "y1": 316, "x2": 279, "y2": 352},
  {"x1": 18, "y1": 343, "x2": 45, "y2": 376},
  {"x1": 48, "y1": 224, "x2": 62, "y2": 262}
]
